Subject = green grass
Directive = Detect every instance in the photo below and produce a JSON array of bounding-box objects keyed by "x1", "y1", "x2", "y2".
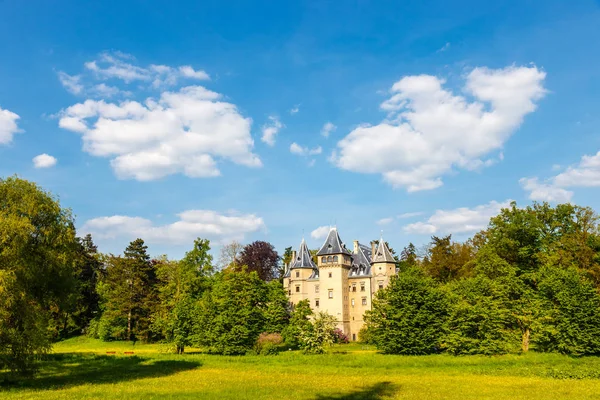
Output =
[{"x1": 2, "y1": 337, "x2": 600, "y2": 399}]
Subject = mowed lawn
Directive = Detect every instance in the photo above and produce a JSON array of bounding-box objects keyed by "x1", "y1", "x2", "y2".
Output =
[{"x1": 3, "y1": 338, "x2": 600, "y2": 399}]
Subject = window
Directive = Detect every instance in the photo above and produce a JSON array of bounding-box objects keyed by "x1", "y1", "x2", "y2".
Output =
[
  {"x1": 295, "y1": 286, "x2": 300, "y2": 293},
  {"x1": 328, "y1": 272, "x2": 332, "y2": 278},
  {"x1": 295, "y1": 271, "x2": 300, "y2": 278},
  {"x1": 328, "y1": 290, "x2": 333, "y2": 299},
  {"x1": 351, "y1": 298, "x2": 355, "y2": 307},
  {"x1": 379, "y1": 266, "x2": 382, "y2": 271},
  {"x1": 378, "y1": 281, "x2": 384, "y2": 290},
  {"x1": 360, "y1": 282, "x2": 365, "y2": 292},
  {"x1": 352, "y1": 283, "x2": 356, "y2": 292},
  {"x1": 333, "y1": 256, "x2": 338, "y2": 263},
  {"x1": 315, "y1": 299, "x2": 320, "y2": 307},
  {"x1": 288, "y1": 290, "x2": 291, "y2": 295},
  {"x1": 362, "y1": 297, "x2": 367, "y2": 306},
  {"x1": 322, "y1": 256, "x2": 326, "y2": 263},
  {"x1": 327, "y1": 256, "x2": 332, "y2": 262},
  {"x1": 352, "y1": 334, "x2": 356, "y2": 341},
  {"x1": 315, "y1": 285, "x2": 319, "y2": 293}
]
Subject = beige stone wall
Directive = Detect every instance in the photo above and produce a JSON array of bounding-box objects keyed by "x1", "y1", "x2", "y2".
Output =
[
  {"x1": 348, "y1": 277, "x2": 371, "y2": 341},
  {"x1": 370, "y1": 261, "x2": 397, "y2": 296}
]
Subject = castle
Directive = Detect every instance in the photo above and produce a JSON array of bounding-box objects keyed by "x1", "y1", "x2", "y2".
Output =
[{"x1": 282, "y1": 227, "x2": 397, "y2": 341}]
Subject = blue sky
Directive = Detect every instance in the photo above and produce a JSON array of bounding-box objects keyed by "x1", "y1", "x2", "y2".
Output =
[{"x1": 2, "y1": 0, "x2": 600, "y2": 258}]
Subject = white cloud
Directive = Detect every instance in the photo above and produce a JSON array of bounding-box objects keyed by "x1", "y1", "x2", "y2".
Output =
[
  {"x1": 311, "y1": 225, "x2": 330, "y2": 240},
  {"x1": 90, "y1": 83, "x2": 130, "y2": 98},
  {"x1": 179, "y1": 66, "x2": 210, "y2": 80},
  {"x1": 32, "y1": 153, "x2": 57, "y2": 168},
  {"x1": 261, "y1": 116, "x2": 283, "y2": 146},
  {"x1": 397, "y1": 211, "x2": 424, "y2": 219},
  {"x1": 57, "y1": 86, "x2": 261, "y2": 181},
  {"x1": 58, "y1": 72, "x2": 84, "y2": 94},
  {"x1": 81, "y1": 209, "x2": 265, "y2": 245},
  {"x1": 519, "y1": 177, "x2": 573, "y2": 203},
  {"x1": 521, "y1": 150, "x2": 600, "y2": 202},
  {"x1": 332, "y1": 65, "x2": 547, "y2": 192},
  {"x1": 289, "y1": 105, "x2": 300, "y2": 115},
  {"x1": 290, "y1": 142, "x2": 322, "y2": 156},
  {"x1": 0, "y1": 106, "x2": 20, "y2": 144},
  {"x1": 376, "y1": 217, "x2": 394, "y2": 226},
  {"x1": 321, "y1": 122, "x2": 336, "y2": 138},
  {"x1": 403, "y1": 200, "x2": 511, "y2": 235}
]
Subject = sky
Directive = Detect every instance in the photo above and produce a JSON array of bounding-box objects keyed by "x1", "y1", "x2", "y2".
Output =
[{"x1": 2, "y1": 0, "x2": 600, "y2": 259}]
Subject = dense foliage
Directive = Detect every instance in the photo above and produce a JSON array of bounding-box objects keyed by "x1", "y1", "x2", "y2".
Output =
[{"x1": 5, "y1": 177, "x2": 600, "y2": 377}]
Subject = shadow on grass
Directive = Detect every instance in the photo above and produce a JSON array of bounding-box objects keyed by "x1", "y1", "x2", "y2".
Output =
[
  {"x1": 315, "y1": 381, "x2": 397, "y2": 400},
  {"x1": 0, "y1": 353, "x2": 201, "y2": 391}
]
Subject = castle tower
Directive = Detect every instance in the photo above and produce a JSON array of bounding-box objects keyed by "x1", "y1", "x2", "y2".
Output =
[
  {"x1": 283, "y1": 238, "x2": 318, "y2": 305},
  {"x1": 370, "y1": 236, "x2": 397, "y2": 294},
  {"x1": 316, "y1": 227, "x2": 352, "y2": 334}
]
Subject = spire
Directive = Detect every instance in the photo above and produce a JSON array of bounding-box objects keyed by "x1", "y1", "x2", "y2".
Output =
[
  {"x1": 316, "y1": 227, "x2": 351, "y2": 256},
  {"x1": 372, "y1": 236, "x2": 395, "y2": 263},
  {"x1": 289, "y1": 238, "x2": 317, "y2": 269}
]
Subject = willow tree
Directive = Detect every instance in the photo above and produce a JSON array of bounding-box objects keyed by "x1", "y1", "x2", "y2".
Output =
[{"x1": 0, "y1": 177, "x2": 78, "y2": 374}]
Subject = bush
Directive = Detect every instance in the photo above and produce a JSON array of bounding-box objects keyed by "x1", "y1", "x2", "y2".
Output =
[
  {"x1": 358, "y1": 325, "x2": 373, "y2": 344},
  {"x1": 254, "y1": 333, "x2": 283, "y2": 355},
  {"x1": 332, "y1": 328, "x2": 349, "y2": 344}
]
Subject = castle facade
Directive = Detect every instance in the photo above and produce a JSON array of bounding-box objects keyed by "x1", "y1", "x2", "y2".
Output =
[{"x1": 282, "y1": 228, "x2": 397, "y2": 341}]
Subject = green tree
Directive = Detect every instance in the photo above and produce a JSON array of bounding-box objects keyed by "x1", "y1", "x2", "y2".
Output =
[
  {"x1": 263, "y1": 281, "x2": 290, "y2": 334},
  {"x1": 97, "y1": 239, "x2": 158, "y2": 342},
  {"x1": 195, "y1": 269, "x2": 268, "y2": 355},
  {"x1": 282, "y1": 299, "x2": 312, "y2": 348},
  {"x1": 299, "y1": 311, "x2": 337, "y2": 354},
  {"x1": 0, "y1": 177, "x2": 78, "y2": 374},
  {"x1": 152, "y1": 238, "x2": 213, "y2": 353},
  {"x1": 365, "y1": 267, "x2": 448, "y2": 354},
  {"x1": 421, "y1": 235, "x2": 475, "y2": 282}
]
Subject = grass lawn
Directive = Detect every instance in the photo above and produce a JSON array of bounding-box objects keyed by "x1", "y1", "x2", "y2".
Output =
[{"x1": 2, "y1": 337, "x2": 600, "y2": 399}]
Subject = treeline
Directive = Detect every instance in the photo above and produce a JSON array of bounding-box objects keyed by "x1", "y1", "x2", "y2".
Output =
[
  {"x1": 365, "y1": 202, "x2": 600, "y2": 356},
  {"x1": 0, "y1": 177, "x2": 335, "y2": 375}
]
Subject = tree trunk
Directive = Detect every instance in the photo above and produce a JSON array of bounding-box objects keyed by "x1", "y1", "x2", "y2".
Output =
[
  {"x1": 127, "y1": 308, "x2": 132, "y2": 340},
  {"x1": 522, "y1": 328, "x2": 530, "y2": 352}
]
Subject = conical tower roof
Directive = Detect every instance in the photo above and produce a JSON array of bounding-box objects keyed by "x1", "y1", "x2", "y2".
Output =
[
  {"x1": 372, "y1": 237, "x2": 395, "y2": 263},
  {"x1": 316, "y1": 227, "x2": 351, "y2": 256},
  {"x1": 289, "y1": 239, "x2": 317, "y2": 269}
]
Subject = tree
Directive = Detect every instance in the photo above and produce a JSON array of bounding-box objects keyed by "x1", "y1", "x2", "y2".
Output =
[
  {"x1": 0, "y1": 177, "x2": 78, "y2": 374},
  {"x1": 282, "y1": 299, "x2": 312, "y2": 348},
  {"x1": 365, "y1": 267, "x2": 448, "y2": 355},
  {"x1": 194, "y1": 269, "x2": 269, "y2": 355},
  {"x1": 421, "y1": 235, "x2": 476, "y2": 282},
  {"x1": 443, "y1": 276, "x2": 519, "y2": 355},
  {"x1": 299, "y1": 311, "x2": 337, "y2": 354},
  {"x1": 399, "y1": 243, "x2": 418, "y2": 270},
  {"x1": 263, "y1": 281, "x2": 290, "y2": 334},
  {"x1": 97, "y1": 239, "x2": 158, "y2": 342},
  {"x1": 152, "y1": 238, "x2": 213, "y2": 353},
  {"x1": 238, "y1": 241, "x2": 280, "y2": 281},
  {"x1": 217, "y1": 241, "x2": 243, "y2": 270}
]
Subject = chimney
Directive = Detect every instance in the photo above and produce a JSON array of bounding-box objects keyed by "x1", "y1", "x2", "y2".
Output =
[
  {"x1": 371, "y1": 241, "x2": 376, "y2": 257},
  {"x1": 353, "y1": 240, "x2": 359, "y2": 254}
]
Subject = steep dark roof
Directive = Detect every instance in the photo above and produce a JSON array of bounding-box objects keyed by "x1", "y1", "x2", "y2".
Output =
[
  {"x1": 290, "y1": 239, "x2": 317, "y2": 269},
  {"x1": 316, "y1": 228, "x2": 352, "y2": 256},
  {"x1": 372, "y1": 237, "x2": 396, "y2": 263},
  {"x1": 349, "y1": 243, "x2": 372, "y2": 277}
]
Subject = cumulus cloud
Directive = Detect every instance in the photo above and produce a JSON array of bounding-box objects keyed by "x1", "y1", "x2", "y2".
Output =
[
  {"x1": 81, "y1": 209, "x2": 265, "y2": 245},
  {"x1": 403, "y1": 200, "x2": 511, "y2": 235},
  {"x1": 321, "y1": 122, "x2": 336, "y2": 138},
  {"x1": 332, "y1": 65, "x2": 547, "y2": 192},
  {"x1": 0, "y1": 106, "x2": 20, "y2": 144},
  {"x1": 376, "y1": 217, "x2": 394, "y2": 226},
  {"x1": 290, "y1": 142, "x2": 322, "y2": 156},
  {"x1": 521, "y1": 150, "x2": 600, "y2": 202},
  {"x1": 261, "y1": 116, "x2": 283, "y2": 146},
  {"x1": 33, "y1": 153, "x2": 57, "y2": 168},
  {"x1": 311, "y1": 225, "x2": 330, "y2": 240},
  {"x1": 57, "y1": 86, "x2": 261, "y2": 181}
]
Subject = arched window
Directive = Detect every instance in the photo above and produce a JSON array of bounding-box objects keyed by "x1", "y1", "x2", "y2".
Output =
[
  {"x1": 333, "y1": 256, "x2": 338, "y2": 263},
  {"x1": 327, "y1": 256, "x2": 332, "y2": 262},
  {"x1": 322, "y1": 257, "x2": 327, "y2": 263}
]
